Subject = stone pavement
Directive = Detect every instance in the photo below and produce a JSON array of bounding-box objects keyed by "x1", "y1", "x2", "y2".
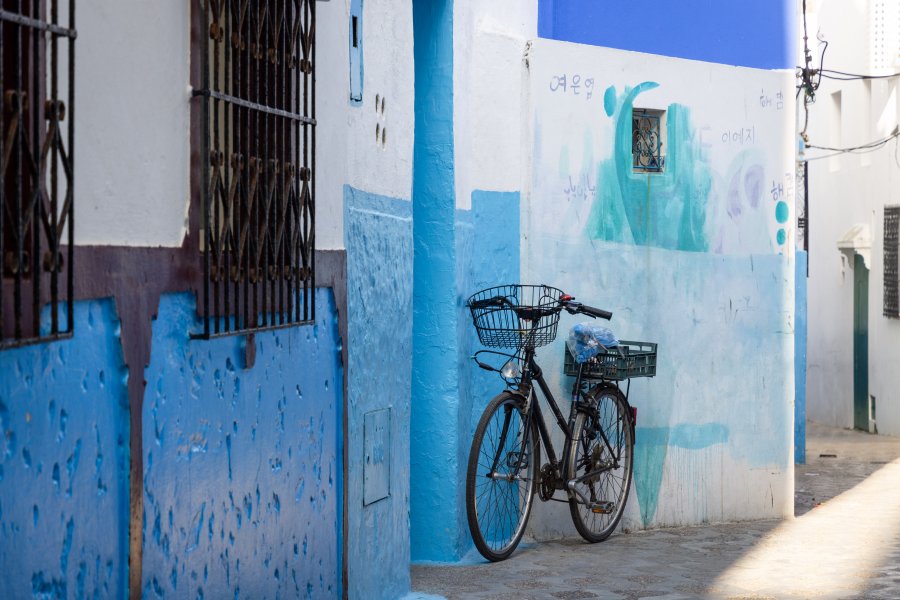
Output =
[{"x1": 411, "y1": 422, "x2": 900, "y2": 600}]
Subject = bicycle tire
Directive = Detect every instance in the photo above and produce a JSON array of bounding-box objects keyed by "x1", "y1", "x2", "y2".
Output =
[
  {"x1": 566, "y1": 384, "x2": 634, "y2": 543},
  {"x1": 465, "y1": 391, "x2": 539, "y2": 561}
]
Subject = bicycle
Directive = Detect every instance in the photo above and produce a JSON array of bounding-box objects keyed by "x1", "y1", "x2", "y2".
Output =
[{"x1": 464, "y1": 284, "x2": 657, "y2": 562}]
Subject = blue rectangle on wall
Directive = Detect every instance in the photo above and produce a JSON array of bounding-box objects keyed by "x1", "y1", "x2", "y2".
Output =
[{"x1": 538, "y1": 0, "x2": 796, "y2": 70}]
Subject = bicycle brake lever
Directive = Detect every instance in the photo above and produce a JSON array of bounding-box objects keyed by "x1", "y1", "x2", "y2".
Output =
[{"x1": 474, "y1": 358, "x2": 496, "y2": 372}]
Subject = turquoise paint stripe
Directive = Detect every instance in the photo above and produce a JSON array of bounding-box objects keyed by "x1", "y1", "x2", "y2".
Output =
[
  {"x1": 411, "y1": 0, "x2": 459, "y2": 563},
  {"x1": 633, "y1": 423, "x2": 730, "y2": 526},
  {"x1": 637, "y1": 423, "x2": 730, "y2": 449}
]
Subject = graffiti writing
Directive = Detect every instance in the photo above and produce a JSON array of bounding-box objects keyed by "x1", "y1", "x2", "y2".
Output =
[
  {"x1": 759, "y1": 89, "x2": 785, "y2": 111},
  {"x1": 562, "y1": 172, "x2": 597, "y2": 203},
  {"x1": 549, "y1": 74, "x2": 596, "y2": 100},
  {"x1": 721, "y1": 126, "x2": 756, "y2": 146}
]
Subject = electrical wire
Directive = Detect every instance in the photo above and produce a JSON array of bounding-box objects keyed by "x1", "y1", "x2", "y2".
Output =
[
  {"x1": 807, "y1": 129, "x2": 900, "y2": 153},
  {"x1": 819, "y1": 68, "x2": 900, "y2": 81},
  {"x1": 802, "y1": 128, "x2": 900, "y2": 161}
]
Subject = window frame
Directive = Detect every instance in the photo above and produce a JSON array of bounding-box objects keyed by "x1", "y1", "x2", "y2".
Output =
[
  {"x1": 192, "y1": 0, "x2": 316, "y2": 339},
  {"x1": 884, "y1": 205, "x2": 899, "y2": 319},
  {"x1": 0, "y1": 0, "x2": 75, "y2": 348}
]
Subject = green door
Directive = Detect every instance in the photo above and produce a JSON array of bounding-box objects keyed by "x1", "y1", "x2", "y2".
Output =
[{"x1": 853, "y1": 254, "x2": 869, "y2": 431}]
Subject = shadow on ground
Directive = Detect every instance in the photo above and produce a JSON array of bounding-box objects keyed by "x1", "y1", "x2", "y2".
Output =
[{"x1": 411, "y1": 422, "x2": 900, "y2": 600}]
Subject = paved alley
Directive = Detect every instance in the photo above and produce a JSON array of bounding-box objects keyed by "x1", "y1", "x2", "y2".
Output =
[{"x1": 411, "y1": 422, "x2": 900, "y2": 600}]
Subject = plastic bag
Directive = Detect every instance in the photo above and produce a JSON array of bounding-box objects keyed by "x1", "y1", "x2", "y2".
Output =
[{"x1": 566, "y1": 322, "x2": 619, "y2": 363}]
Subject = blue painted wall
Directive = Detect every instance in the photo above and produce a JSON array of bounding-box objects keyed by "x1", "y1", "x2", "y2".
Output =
[
  {"x1": 344, "y1": 185, "x2": 413, "y2": 599},
  {"x1": 538, "y1": 0, "x2": 796, "y2": 70},
  {"x1": 453, "y1": 191, "x2": 521, "y2": 560},
  {"x1": 411, "y1": 0, "x2": 461, "y2": 564},
  {"x1": 141, "y1": 291, "x2": 342, "y2": 599},
  {"x1": 0, "y1": 299, "x2": 130, "y2": 598},
  {"x1": 795, "y1": 251, "x2": 807, "y2": 464}
]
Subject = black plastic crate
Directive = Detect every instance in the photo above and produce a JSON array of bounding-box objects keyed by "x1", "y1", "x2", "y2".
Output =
[{"x1": 564, "y1": 341, "x2": 658, "y2": 381}]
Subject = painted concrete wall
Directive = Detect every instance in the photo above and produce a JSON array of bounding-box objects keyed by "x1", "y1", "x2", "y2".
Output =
[
  {"x1": 805, "y1": 0, "x2": 900, "y2": 435},
  {"x1": 344, "y1": 186, "x2": 412, "y2": 599},
  {"x1": 0, "y1": 300, "x2": 130, "y2": 598},
  {"x1": 538, "y1": 0, "x2": 796, "y2": 70},
  {"x1": 409, "y1": 0, "x2": 797, "y2": 562},
  {"x1": 5, "y1": 1, "x2": 418, "y2": 598},
  {"x1": 0, "y1": 291, "x2": 344, "y2": 598},
  {"x1": 524, "y1": 40, "x2": 796, "y2": 536},
  {"x1": 141, "y1": 291, "x2": 342, "y2": 598}
]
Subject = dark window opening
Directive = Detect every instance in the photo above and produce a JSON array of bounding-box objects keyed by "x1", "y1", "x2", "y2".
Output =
[
  {"x1": 632, "y1": 108, "x2": 665, "y2": 173},
  {"x1": 194, "y1": 0, "x2": 316, "y2": 339},
  {"x1": 885, "y1": 205, "x2": 899, "y2": 319},
  {"x1": 352, "y1": 16, "x2": 358, "y2": 48},
  {"x1": 0, "y1": 0, "x2": 76, "y2": 348}
]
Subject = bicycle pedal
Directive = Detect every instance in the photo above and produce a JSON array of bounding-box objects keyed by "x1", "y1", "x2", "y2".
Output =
[{"x1": 590, "y1": 501, "x2": 615, "y2": 514}]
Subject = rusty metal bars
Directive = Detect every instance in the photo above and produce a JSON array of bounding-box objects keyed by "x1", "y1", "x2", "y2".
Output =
[
  {"x1": 194, "y1": 0, "x2": 315, "y2": 339},
  {"x1": 0, "y1": 0, "x2": 75, "y2": 348}
]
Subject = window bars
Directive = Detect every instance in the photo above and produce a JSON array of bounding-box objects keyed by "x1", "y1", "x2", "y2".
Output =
[
  {"x1": 885, "y1": 206, "x2": 899, "y2": 319},
  {"x1": 632, "y1": 109, "x2": 664, "y2": 173},
  {"x1": 0, "y1": 1, "x2": 75, "y2": 348},
  {"x1": 194, "y1": 0, "x2": 316, "y2": 338}
]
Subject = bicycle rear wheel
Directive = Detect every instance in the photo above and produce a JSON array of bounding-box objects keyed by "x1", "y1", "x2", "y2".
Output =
[
  {"x1": 566, "y1": 385, "x2": 634, "y2": 543},
  {"x1": 466, "y1": 391, "x2": 539, "y2": 561}
]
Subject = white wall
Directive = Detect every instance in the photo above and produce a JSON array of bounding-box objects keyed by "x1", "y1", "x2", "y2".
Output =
[
  {"x1": 72, "y1": 1, "x2": 190, "y2": 247},
  {"x1": 453, "y1": 1, "x2": 537, "y2": 210},
  {"x1": 318, "y1": 0, "x2": 414, "y2": 250},
  {"x1": 805, "y1": 0, "x2": 900, "y2": 435}
]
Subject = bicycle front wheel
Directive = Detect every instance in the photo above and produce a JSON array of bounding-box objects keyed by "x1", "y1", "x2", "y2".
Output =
[
  {"x1": 566, "y1": 385, "x2": 634, "y2": 543},
  {"x1": 466, "y1": 391, "x2": 539, "y2": 562}
]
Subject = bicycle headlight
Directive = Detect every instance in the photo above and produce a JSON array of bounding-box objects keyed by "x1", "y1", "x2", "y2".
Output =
[{"x1": 501, "y1": 359, "x2": 522, "y2": 379}]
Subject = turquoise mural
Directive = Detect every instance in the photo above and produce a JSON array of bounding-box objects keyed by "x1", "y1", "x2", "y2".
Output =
[
  {"x1": 633, "y1": 423, "x2": 729, "y2": 526},
  {"x1": 588, "y1": 82, "x2": 712, "y2": 252}
]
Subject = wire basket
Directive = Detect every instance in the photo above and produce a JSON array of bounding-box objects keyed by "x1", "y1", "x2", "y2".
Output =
[
  {"x1": 467, "y1": 285, "x2": 564, "y2": 350},
  {"x1": 564, "y1": 341, "x2": 658, "y2": 381}
]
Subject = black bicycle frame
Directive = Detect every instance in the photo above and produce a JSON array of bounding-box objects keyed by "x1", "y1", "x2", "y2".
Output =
[{"x1": 514, "y1": 346, "x2": 624, "y2": 489}]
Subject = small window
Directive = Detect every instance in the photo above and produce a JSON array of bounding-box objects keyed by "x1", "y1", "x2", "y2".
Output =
[
  {"x1": 632, "y1": 108, "x2": 665, "y2": 173},
  {"x1": 884, "y1": 206, "x2": 900, "y2": 319},
  {"x1": 1, "y1": 1, "x2": 76, "y2": 348},
  {"x1": 194, "y1": 0, "x2": 316, "y2": 338}
]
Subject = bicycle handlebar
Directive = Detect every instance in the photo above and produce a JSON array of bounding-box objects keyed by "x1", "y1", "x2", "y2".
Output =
[
  {"x1": 470, "y1": 293, "x2": 612, "y2": 321},
  {"x1": 567, "y1": 302, "x2": 613, "y2": 320}
]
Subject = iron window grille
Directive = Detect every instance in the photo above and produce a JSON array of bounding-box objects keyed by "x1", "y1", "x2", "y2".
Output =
[
  {"x1": 0, "y1": 1, "x2": 75, "y2": 349},
  {"x1": 885, "y1": 205, "x2": 899, "y2": 319},
  {"x1": 194, "y1": 0, "x2": 316, "y2": 339},
  {"x1": 632, "y1": 108, "x2": 665, "y2": 173}
]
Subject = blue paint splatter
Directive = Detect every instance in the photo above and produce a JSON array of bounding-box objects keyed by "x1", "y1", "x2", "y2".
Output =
[
  {"x1": 775, "y1": 201, "x2": 789, "y2": 224},
  {"x1": 603, "y1": 85, "x2": 617, "y2": 117}
]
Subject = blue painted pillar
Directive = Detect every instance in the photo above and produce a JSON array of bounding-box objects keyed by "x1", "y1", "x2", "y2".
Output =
[
  {"x1": 795, "y1": 251, "x2": 807, "y2": 464},
  {"x1": 411, "y1": 0, "x2": 462, "y2": 561}
]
